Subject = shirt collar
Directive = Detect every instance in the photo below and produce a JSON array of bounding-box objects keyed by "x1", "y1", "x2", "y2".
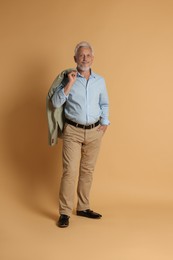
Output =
[{"x1": 76, "y1": 68, "x2": 96, "y2": 79}]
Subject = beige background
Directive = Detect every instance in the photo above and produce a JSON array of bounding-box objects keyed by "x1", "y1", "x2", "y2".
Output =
[{"x1": 1, "y1": 0, "x2": 173, "y2": 259}]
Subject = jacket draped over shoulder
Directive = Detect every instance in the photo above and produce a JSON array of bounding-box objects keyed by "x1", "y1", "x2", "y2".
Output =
[{"x1": 46, "y1": 68, "x2": 76, "y2": 146}]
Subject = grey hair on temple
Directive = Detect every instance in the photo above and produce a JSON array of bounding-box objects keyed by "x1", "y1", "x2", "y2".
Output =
[{"x1": 74, "y1": 41, "x2": 94, "y2": 57}]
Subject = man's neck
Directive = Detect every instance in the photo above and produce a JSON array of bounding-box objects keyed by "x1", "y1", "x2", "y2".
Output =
[{"x1": 77, "y1": 68, "x2": 91, "y2": 80}]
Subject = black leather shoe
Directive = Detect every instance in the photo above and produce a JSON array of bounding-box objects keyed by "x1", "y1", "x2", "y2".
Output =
[
  {"x1": 76, "y1": 209, "x2": 102, "y2": 219},
  {"x1": 57, "y1": 214, "x2": 70, "y2": 228}
]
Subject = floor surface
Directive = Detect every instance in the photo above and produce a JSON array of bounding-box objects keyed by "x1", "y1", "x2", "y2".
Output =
[{"x1": 1, "y1": 194, "x2": 173, "y2": 260}]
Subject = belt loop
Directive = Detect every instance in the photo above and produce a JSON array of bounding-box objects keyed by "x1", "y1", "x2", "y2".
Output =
[{"x1": 76, "y1": 123, "x2": 78, "y2": 127}]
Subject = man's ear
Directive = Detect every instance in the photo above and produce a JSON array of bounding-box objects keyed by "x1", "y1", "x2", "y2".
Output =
[{"x1": 74, "y1": 56, "x2": 77, "y2": 63}]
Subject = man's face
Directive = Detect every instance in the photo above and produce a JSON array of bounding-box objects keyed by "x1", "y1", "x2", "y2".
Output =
[{"x1": 74, "y1": 47, "x2": 94, "y2": 71}]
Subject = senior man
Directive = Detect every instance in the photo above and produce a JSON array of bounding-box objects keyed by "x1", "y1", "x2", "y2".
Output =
[{"x1": 51, "y1": 41, "x2": 110, "y2": 228}]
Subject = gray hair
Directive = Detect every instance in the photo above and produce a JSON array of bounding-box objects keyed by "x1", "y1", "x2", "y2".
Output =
[{"x1": 74, "y1": 41, "x2": 94, "y2": 57}]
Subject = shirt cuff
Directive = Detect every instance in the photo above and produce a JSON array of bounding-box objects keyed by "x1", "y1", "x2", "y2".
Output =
[
  {"x1": 100, "y1": 118, "x2": 110, "y2": 125},
  {"x1": 61, "y1": 88, "x2": 69, "y2": 99}
]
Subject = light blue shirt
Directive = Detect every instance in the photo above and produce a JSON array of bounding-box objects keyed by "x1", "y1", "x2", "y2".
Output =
[{"x1": 52, "y1": 70, "x2": 110, "y2": 125}]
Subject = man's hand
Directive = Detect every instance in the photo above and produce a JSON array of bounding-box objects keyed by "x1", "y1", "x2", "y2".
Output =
[
  {"x1": 68, "y1": 70, "x2": 77, "y2": 84},
  {"x1": 97, "y1": 125, "x2": 108, "y2": 134},
  {"x1": 64, "y1": 70, "x2": 77, "y2": 95}
]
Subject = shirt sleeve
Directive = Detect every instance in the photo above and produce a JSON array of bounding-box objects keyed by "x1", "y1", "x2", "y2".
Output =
[
  {"x1": 99, "y1": 79, "x2": 110, "y2": 125},
  {"x1": 51, "y1": 85, "x2": 69, "y2": 108}
]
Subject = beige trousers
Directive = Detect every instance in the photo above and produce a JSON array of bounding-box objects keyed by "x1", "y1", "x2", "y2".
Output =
[{"x1": 59, "y1": 123, "x2": 103, "y2": 216}]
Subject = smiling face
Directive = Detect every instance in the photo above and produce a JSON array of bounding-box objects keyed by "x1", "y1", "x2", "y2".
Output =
[{"x1": 74, "y1": 47, "x2": 94, "y2": 72}]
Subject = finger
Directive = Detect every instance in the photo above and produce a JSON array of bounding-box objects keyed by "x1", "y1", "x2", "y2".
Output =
[
  {"x1": 97, "y1": 126, "x2": 103, "y2": 131},
  {"x1": 97, "y1": 126, "x2": 107, "y2": 132},
  {"x1": 68, "y1": 71, "x2": 76, "y2": 76}
]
